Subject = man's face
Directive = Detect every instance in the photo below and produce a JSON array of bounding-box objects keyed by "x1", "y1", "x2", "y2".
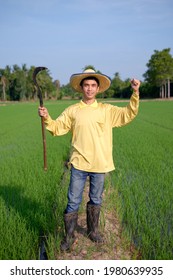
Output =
[{"x1": 81, "y1": 79, "x2": 99, "y2": 101}]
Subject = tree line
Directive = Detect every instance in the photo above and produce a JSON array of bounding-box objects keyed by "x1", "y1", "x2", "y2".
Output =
[{"x1": 0, "y1": 48, "x2": 173, "y2": 101}]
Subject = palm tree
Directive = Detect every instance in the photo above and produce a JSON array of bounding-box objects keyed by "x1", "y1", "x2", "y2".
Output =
[
  {"x1": 0, "y1": 66, "x2": 11, "y2": 100},
  {"x1": 1, "y1": 76, "x2": 7, "y2": 100}
]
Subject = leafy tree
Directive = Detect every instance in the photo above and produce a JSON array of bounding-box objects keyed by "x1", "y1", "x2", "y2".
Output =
[
  {"x1": 113, "y1": 72, "x2": 123, "y2": 96},
  {"x1": 83, "y1": 65, "x2": 96, "y2": 71},
  {"x1": 0, "y1": 64, "x2": 58, "y2": 101},
  {"x1": 1, "y1": 53, "x2": 172, "y2": 101},
  {"x1": 0, "y1": 66, "x2": 11, "y2": 100},
  {"x1": 143, "y1": 48, "x2": 173, "y2": 98},
  {"x1": 106, "y1": 72, "x2": 123, "y2": 98},
  {"x1": 60, "y1": 83, "x2": 77, "y2": 99},
  {"x1": 54, "y1": 79, "x2": 61, "y2": 99},
  {"x1": 139, "y1": 82, "x2": 159, "y2": 99},
  {"x1": 34, "y1": 68, "x2": 56, "y2": 100},
  {"x1": 8, "y1": 64, "x2": 27, "y2": 100},
  {"x1": 27, "y1": 66, "x2": 36, "y2": 100},
  {"x1": 0, "y1": 75, "x2": 8, "y2": 100}
]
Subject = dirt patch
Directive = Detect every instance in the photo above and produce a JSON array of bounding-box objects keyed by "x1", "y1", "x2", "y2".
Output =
[{"x1": 55, "y1": 175, "x2": 138, "y2": 260}]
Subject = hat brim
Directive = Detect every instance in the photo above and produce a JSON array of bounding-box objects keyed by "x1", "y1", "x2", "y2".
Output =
[{"x1": 70, "y1": 72, "x2": 111, "y2": 93}]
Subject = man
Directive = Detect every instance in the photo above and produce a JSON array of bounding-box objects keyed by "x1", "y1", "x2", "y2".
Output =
[{"x1": 38, "y1": 68, "x2": 140, "y2": 251}]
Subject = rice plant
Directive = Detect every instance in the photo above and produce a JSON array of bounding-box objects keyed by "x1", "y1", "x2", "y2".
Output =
[
  {"x1": 0, "y1": 100, "x2": 172, "y2": 259},
  {"x1": 111, "y1": 100, "x2": 173, "y2": 259}
]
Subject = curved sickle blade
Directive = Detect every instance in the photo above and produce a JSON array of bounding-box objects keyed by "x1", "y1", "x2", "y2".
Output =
[{"x1": 33, "y1": 66, "x2": 47, "y2": 107}]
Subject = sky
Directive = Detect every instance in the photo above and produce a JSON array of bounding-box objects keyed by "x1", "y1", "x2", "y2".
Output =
[{"x1": 0, "y1": 0, "x2": 173, "y2": 85}]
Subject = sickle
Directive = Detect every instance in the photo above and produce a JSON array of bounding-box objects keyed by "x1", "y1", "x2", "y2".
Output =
[
  {"x1": 33, "y1": 66, "x2": 48, "y2": 171},
  {"x1": 33, "y1": 66, "x2": 47, "y2": 107}
]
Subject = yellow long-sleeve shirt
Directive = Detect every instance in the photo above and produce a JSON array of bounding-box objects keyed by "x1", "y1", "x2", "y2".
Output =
[{"x1": 44, "y1": 92, "x2": 139, "y2": 173}]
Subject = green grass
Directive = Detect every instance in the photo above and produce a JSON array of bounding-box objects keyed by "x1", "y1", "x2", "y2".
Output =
[
  {"x1": 0, "y1": 99, "x2": 173, "y2": 259},
  {"x1": 111, "y1": 100, "x2": 173, "y2": 259},
  {"x1": 0, "y1": 101, "x2": 71, "y2": 259}
]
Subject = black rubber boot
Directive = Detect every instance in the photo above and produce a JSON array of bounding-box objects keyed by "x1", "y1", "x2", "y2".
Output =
[
  {"x1": 86, "y1": 203, "x2": 104, "y2": 243},
  {"x1": 60, "y1": 211, "x2": 78, "y2": 251}
]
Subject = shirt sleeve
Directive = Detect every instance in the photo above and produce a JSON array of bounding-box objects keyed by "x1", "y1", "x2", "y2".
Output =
[
  {"x1": 43, "y1": 108, "x2": 72, "y2": 136},
  {"x1": 109, "y1": 92, "x2": 139, "y2": 127}
]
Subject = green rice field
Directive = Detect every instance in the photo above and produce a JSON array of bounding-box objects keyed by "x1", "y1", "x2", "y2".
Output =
[{"x1": 0, "y1": 99, "x2": 173, "y2": 259}]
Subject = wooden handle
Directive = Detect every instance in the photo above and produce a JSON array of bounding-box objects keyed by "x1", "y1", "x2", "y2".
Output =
[{"x1": 41, "y1": 117, "x2": 47, "y2": 171}]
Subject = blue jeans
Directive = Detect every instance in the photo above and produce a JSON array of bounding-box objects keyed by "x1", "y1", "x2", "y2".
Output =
[{"x1": 65, "y1": 166, "x2": 105, "y2": 213}]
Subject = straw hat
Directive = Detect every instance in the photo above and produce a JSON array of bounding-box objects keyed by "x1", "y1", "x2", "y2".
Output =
[{"x1": 70, "y1": 69, "x2": 111, "y2": 93}]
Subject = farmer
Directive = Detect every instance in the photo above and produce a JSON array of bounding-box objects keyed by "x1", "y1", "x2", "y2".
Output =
[{"x1": 38, "y1": 68, "x2": 140, "y2": 251}]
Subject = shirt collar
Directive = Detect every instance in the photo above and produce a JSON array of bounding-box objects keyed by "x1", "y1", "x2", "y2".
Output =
[{"x1": 80, "y1": 100, "x2": 98, "y2": 108}]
